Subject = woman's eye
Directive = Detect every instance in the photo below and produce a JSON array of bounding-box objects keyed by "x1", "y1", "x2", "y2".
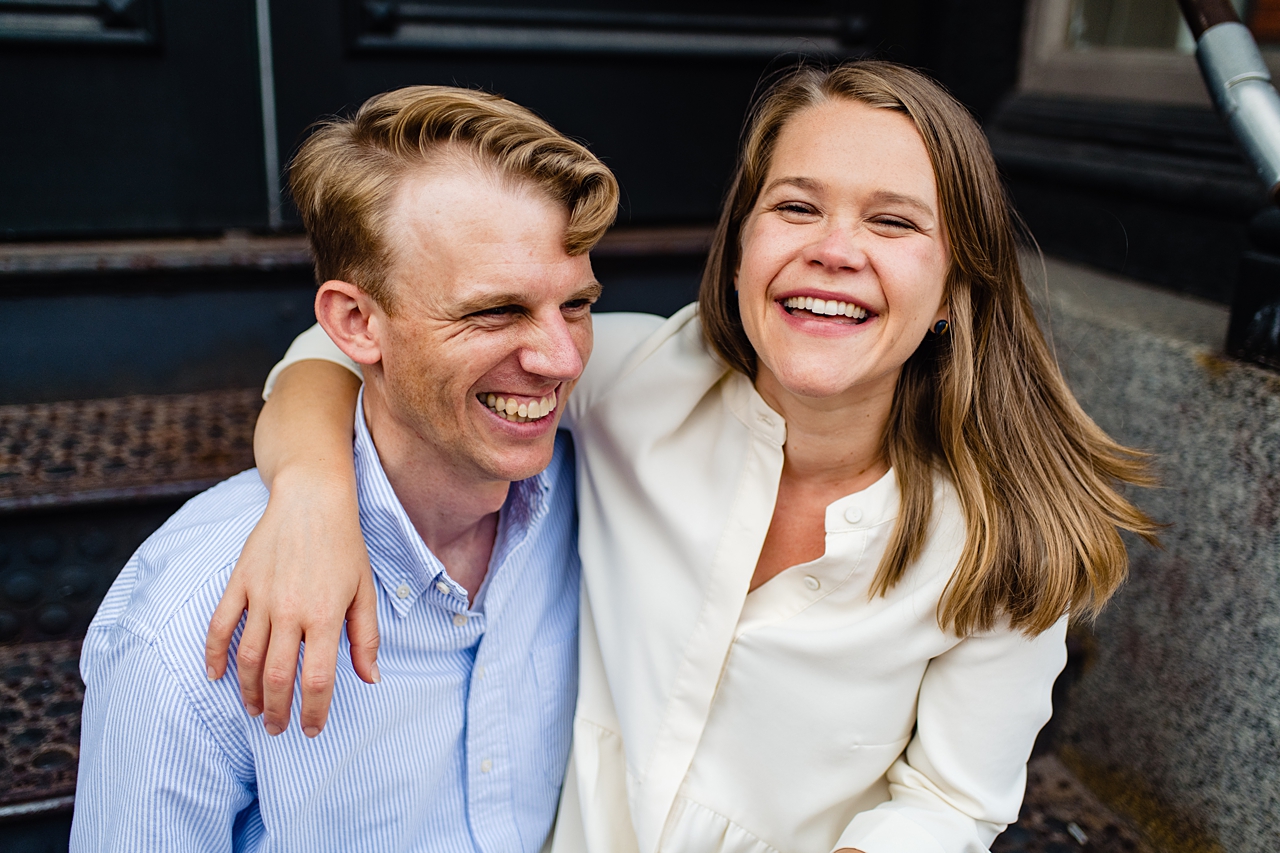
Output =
[{"x1": 776, "y1": 202, "x2": 817, "y2": 216}]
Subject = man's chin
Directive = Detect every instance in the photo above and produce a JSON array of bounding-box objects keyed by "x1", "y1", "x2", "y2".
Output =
[{"x1": 480, "y1": 441, "x2": 557, "y2": 484}]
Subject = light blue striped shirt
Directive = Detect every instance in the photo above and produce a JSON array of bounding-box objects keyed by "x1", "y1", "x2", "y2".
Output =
[{"x1": 72, "y1": 400, "x2": 580, "y2": 853}]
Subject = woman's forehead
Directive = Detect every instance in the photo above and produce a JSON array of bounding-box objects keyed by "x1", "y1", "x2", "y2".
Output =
[{"x1": 765, "y1": 101, "x2": 937, "y2": 207}]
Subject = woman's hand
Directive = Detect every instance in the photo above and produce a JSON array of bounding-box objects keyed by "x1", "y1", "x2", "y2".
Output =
[{"x1": 203, "y1": 359, "x2": 375, "y2": 738}]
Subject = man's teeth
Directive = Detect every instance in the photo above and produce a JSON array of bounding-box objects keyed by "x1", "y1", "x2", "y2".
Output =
[
  {"x1": 481, "y1": 392, "x2": 557, "y2": 423},
  {"x1": 782, "y1": 296, "x2": 868, "y2": 320}
]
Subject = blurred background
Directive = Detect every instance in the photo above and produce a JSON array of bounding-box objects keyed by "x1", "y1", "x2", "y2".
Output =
[{"x1": 3, "y1": 1, "x2": 1280, "y2": 851}]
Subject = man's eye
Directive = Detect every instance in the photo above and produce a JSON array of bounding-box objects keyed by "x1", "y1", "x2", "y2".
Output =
[
  {"x1": 562, "y1": 299, "x2": 593, "y2": 311},
  {"x1": 476, "y1": 305, "x2": 520, "y2": 317}
]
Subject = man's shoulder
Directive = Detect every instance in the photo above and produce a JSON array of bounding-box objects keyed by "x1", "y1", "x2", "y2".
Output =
[{"x1": 103, "y1": 469, "x2": 269, "y2": 643}]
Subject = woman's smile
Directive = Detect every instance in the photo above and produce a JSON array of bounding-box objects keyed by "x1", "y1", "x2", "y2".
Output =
[{"x1": 775, "y1": 291, "x2": 876, "y2": 336}]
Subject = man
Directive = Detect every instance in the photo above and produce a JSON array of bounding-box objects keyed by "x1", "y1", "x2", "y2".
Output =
[{"x1": 71, "y1": 85, "x2": 618, "y2": 852}]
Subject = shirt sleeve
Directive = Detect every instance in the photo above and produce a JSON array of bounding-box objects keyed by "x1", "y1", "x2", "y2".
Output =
[
  {"x1": 263, "y1": 324, "x2": 361, "y2": 400},
  {"x1": 563, "y1": 310, "x2": 669, "y2": 427},
  {"x1": 72, "y1": 625, "x2": 255, "y2": 853},
  {"x1": 833, "y1": 617, "x2": 1068, "y2": 853}
]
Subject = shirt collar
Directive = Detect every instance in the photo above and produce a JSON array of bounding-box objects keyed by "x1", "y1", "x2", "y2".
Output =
[{"x1": 351, "y1": 388, "x2": 554, "y2": 617}]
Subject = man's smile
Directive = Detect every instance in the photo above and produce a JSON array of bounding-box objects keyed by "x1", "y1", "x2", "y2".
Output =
[{"x1": 477, "y1": 388, "x2": 559, "y2": 423}]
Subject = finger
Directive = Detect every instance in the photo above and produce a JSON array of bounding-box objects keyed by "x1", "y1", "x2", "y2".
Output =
[
  {"x1": 205, "y1": 581, "x2": 248, "y2": 681},
  {"x1": 346, "y1": 573, "x2": 382, "y2": 686},
  {"x1": 236, "y1": 608, "x2": 272, "y2": 718},
  {"x1": 260, "y1": 624, "x2": 303, "y2": 736},
  {"x1": 297, "y1": 625, "x2": 341, "y2": 738}
]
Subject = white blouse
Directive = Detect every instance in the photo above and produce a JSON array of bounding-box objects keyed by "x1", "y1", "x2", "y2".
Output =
[{"x1": 270, "y1": 305, "x2": 1067, "y2": 853}]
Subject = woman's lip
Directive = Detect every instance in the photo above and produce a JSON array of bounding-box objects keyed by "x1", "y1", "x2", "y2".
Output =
[
  {"x1": 773, "y1": 290, "x2": 875, "y2": 314},
  {"x1": 773, "y1": 298, "x2": 874, "y2": 332}
]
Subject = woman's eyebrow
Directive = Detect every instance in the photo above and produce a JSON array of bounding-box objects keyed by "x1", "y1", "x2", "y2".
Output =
[
  {"x1": 761, "y1": 176, "x2": 823, "y2": 196},
  {"x1": 760, "y1": 180, "x2": 934, "y2": 217},
  {"x1": 866, "y1": 190, "x2": 935, "y2": 216}
]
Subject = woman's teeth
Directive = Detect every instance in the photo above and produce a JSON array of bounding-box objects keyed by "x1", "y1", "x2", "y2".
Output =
[
  {"x1": 782, "y1": 296, "x2": 868, "y2": 320},
  {"x1": 481, "y1": 392, "x2": 557, "y2": 423}
]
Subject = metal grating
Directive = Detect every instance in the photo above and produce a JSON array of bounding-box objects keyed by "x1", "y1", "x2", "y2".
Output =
[
  {"x1": 0, "y1": 390, "x2": 261, "y2": 512},
  {"x1": 992, "y1": 754, "x2": 1154, "y2": 853},
  {"x1": 0, "y1": 639, "x2": 83, "y2": 813}
]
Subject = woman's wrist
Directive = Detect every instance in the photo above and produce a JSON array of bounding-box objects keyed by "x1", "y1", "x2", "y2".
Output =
[{"x1": 268, "y1": 456, "x2": 358, "y2": 499}]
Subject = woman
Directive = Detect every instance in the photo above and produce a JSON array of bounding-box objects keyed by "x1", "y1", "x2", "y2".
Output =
[{"x1": 209, "y1": 62, "x2": 1156, "y2": 852}]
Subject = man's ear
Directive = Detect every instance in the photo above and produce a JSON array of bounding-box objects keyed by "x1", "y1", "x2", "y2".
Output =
[{"x1": 314, "y1": 280, "x2": 384, "y2": 366}]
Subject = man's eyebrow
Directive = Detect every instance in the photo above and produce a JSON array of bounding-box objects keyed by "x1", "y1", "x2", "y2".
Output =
[
  {"x1": 454, "y1": 292, "x2": 526, "y2": 314},
  {"x1": 454, "y1": 280, "x2": 603, "y2": 315},
  {"x1": 573, "y1": 281, "x2": 604, "y2": 302}
]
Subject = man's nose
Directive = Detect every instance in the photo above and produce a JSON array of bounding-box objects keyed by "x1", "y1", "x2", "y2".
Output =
[{"x1": 520, "y1": 312, "x2": 585, "y2": 381}]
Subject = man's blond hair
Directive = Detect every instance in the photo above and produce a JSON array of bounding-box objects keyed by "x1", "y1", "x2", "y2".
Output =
[{"x1": 290, "y1": 85, "x2": 619, "y2": 309}]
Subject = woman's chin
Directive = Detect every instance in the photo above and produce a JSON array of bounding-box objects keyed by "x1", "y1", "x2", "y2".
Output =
[{"x1": 755, "y1": 356, "x2": 901, "y2": 409}]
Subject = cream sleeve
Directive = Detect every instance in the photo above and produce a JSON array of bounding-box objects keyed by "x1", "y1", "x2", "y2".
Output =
[
  {"x1": 565, "y1": 310, "x2": 668, "y2": 425},
  {"x1": 835, "y1": 616, "x2": 1069, "y2": 853},
  {"x1": 262, "y1": 324, "x2": 361, "y2": 400},
  {"x1": 262, "y1": 310, "x2": 670, "y2": 409}
]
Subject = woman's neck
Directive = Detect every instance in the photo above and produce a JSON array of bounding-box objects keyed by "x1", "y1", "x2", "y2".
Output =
[
  {"x1": 753, "y1": 365, "x2": 896, "y2": 492},
  {"x1": 747, "y1": 365, "x2": 898, "y2": 593}
]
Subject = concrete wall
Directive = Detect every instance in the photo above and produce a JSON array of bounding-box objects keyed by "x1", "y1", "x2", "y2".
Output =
[{"x1": 1035, "y1": 257, "x2": 1280, "y2": 853}]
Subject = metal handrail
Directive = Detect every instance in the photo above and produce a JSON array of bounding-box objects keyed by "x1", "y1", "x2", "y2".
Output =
[{"x1": 1179, "y1": 0, "x2": 1280, "y2": 202}]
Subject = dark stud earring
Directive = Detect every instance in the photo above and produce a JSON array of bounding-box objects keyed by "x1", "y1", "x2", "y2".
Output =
[{"x1": 930, "y1": 319, "x2": 950, "y2": 336}]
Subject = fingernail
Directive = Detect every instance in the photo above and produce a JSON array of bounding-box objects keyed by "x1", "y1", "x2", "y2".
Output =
[
  {"x1": 245, "y1": 704, "x2": 261, "y2": 717},
  {"x1": 371, "y1": 661, "x2": 381, "y2": 684},
  {"x1": 303, "y1": 726, "x2": 320, "y2": 739},
  {"x1": 264, "y1": 722, "x2": 283, "y2": 736},
  {"x1": 207, "y1": 666, "x2": 218, "y2": 681}
]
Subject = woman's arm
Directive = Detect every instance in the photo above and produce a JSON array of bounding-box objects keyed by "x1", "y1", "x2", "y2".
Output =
[
  {"x1": 203, "y1": 358, "x2": 375, "y2": 739},
  {"x1": 836, "y1": 618, "x2": 1068, "y2": 853}
]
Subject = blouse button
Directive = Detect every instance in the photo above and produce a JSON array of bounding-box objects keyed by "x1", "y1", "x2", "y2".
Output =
[
  {"x1": 804, "y1": 576, "x2": 820, "y2": 591},
  {"x1": 844, "y1": 506, "x2": 863, "y2": 524}
]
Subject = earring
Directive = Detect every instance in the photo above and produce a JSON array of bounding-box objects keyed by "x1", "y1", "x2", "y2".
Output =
[{"x1": 930, "y1": 319, "x2": 950, "y2": 336}]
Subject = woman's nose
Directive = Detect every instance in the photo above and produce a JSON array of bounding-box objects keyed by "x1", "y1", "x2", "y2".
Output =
[{"x1": 804, "y1": 222, "x2": 867, "y2": 272}]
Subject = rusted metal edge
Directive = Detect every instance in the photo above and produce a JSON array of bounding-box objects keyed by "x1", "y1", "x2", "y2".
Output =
[
  {"x1": 0, "y1": 225, "x2": 715, "y2": 276},
  {"x1": 0, "y1": 795, "x2": 76, "y2": 821},
  {"x1": 0, "y1": 479, "x2": 225, "y2": 514},
  {"x1": 593, "y1": 225, "x2": 714, "y2": 258},
  {"x1": 0, "y1": 233, "x2": 312, "y2": 276}
]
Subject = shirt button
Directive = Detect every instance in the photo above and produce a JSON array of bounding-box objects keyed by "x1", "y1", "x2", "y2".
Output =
[
  {"x1": 480, "y1": 759, "x2": 492, "y2": 773},
  {"x1": 804, "y1": 575, "x2": 820, "y2": 591},
  {"x1": 452, "y1": 613, "x2": 468, "y2": 627},
  {"x1": 435, "y1": 580, "x2": 450, "y2": 594},
  {"x1": 844, "y1": 506, "x2": 863, "y2": 524},
  {"x1": 395, "y1": 584, "x2": 411, "y2": 599},
  {"x1": 475, "y1": 665, "x2": 485, "y2": 680}
]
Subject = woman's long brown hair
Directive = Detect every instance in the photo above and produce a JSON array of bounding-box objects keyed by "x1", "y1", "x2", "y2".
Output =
[{"x1": 700, "y1": 61, "x2": 1159, "y2": 636}]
